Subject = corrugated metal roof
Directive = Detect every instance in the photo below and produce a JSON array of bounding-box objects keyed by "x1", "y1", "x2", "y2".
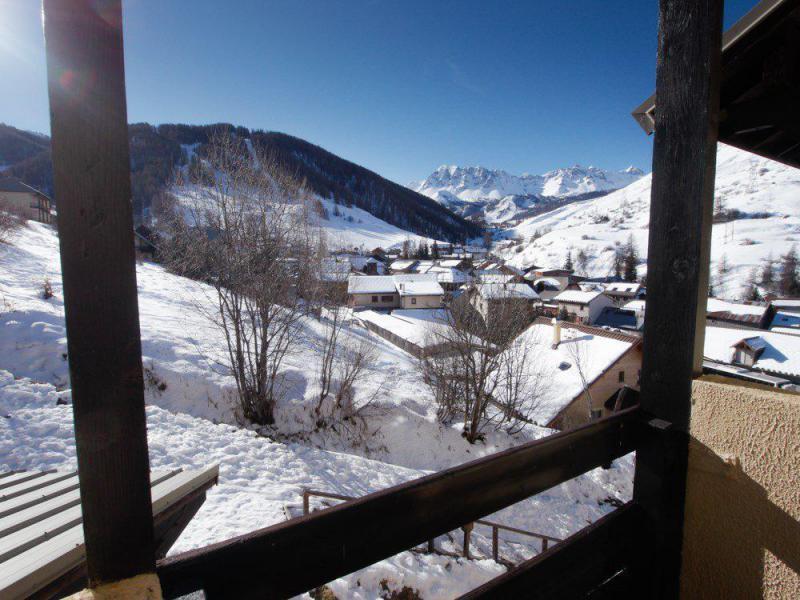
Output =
[{"x1": 0, "y1": 466, "x2": 217, "y2": 600}]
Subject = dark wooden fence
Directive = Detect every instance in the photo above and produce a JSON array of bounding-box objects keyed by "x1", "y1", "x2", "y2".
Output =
[
  {"x1": 157, "y1": 406, "x2": 645, "y2": 599},
  {"x1": 300, "y1": 489, "x2": 562, "y2": 565}
]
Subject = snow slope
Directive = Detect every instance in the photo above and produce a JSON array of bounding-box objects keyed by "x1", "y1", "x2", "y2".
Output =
[
  {"x1": 499, "y1": 144, "x2": 800, "y2": 300},
  {"x1": 412, "y1": 164, "x2": 645, "y2": 224},
  {"x1": 1, "y1": 222, "x2": 633, "y2": 598}
]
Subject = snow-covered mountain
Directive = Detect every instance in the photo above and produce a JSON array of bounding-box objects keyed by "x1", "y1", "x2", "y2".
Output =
[
  {"x1": 498, "y1": 143, "x2": 800, "y2": 300},
  {"x1": 412, "y1": 164, "x2": 646, "y2": 224}
]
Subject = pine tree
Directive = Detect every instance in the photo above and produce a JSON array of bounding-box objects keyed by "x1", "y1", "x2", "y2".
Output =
[
  {"x1": 760, "y1": 253, "x2": 775, "y2": 290},
  {"x1": 779, "y1": 246, "x2": 800, "y2": 296},
  {"x1": 563, "y1": 251, "x2": 573, "y2": 272},
  {"x1": 622, "y1": 236, "x2": 638, "y2": 282},
  {"x1": 745, "y1": 268, "x2": 762, "y2": 302}
]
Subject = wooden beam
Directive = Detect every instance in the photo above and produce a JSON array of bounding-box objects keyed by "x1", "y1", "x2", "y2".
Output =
[
  {"x1": 633, "y1": 0, "x2": 723, "y2": 598},
  {"x1": 157, "y1": 408, "x2": 643, "y2": 599},
  {"x1": 456, "y1": 503, "x2": 644, "y2": 600},
  {"x1": 42, "y1": 0, "x2": 156, "y2": 587}
]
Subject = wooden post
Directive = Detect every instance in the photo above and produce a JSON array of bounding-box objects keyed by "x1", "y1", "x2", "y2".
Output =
[
  {"x1": 542, "y1": 538, "x2": 548, "y2": 553},
  {"x1": 633, "y1": 0, "x2": 723, "y2": 598},
  {"x1": 492, "y1": 526, "x2": 499, "y2": 562},
  {"x1": 462, "y1": 523, "x2": 473, "y2": 559},
  {"x1": 303, "y1": 490, "x2": 310, "y2": 515},
  {"x1": 42, "y1": 0, "x2": 156, "y2": 587}
]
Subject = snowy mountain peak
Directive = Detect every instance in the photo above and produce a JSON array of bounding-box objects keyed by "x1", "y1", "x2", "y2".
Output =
[{"x1": 412, "y1": 161, "x2": 647, "y2": 224}]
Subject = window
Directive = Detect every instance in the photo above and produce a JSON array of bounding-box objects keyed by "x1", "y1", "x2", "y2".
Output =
[
  {"x1": 618, "y1": 371, "x2": 625, "y2": 383},
  {"x1": 371, "y1": 296, "x2": 378, "y2": 303},
  {"x1": 590, "y1": 408, "x2": 603, "y2": 420},
  {"x1": 411, "y1": 297, "x2": 417, "y2": 305},
  {"x1": 381, "y1": 295, "x2": 393, "y2": 302}
]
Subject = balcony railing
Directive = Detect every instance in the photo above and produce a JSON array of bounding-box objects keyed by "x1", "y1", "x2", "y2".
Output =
[{"x1": 156, "y1": 406, "x2": 647, "y2": 599}]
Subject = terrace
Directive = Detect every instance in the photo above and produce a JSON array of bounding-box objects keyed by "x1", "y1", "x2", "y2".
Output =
[{"x1": 33, "y1": 0, "x2": 800, "y2": 598}]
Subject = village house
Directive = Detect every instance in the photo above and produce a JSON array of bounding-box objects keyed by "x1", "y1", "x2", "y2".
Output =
[
  {"x1": 703, "y1": 326, "x2": 800, "y2": 387},
  {"x1": 511, "y1": 318, "x2": 642, "y2": 430},
  {"x1": 0, "y1": 176, "x2": 54, "y2": 224},
  {"x1": 396, "y1": 278, "x2": 445, "y2": 309},
  {"x1": 553, "y1": 289, "x2": 614, "y2": 325},
  {"x1": 347, "y1": 274, "x2": 443, "y2": 309},
  {"x1": 526, "y1": 268, "x2": 573, "y2": 289},
  {"x1": 469, "y1": 282, "x2": 540, "y2": 325},
  {"x1": 603, "y1": 281, "x2": 646, "y2": 306}
]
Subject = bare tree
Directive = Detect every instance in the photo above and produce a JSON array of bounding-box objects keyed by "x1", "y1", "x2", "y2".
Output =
[
  {"x1": 418, "y1": 298, "x2": 546, "y2": 443},
  {"x1": 159, "y1": 132, "x2": 321, "y2": 426},
  {"x1": 0, "y1": 200, "x2": 22, "y2": 244}
]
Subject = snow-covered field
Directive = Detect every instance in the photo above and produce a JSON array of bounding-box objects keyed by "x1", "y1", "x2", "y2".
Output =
[
  {"x1": 498, "y1": 144, "x2": 800, "y2": 300},
  {"x1": 0, "y1": 222, "x2": 632, "y2": 598}
]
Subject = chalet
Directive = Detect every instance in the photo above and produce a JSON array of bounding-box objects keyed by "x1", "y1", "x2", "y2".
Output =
[
  {"x1": 603, "y1": 282, "x2": 645, "y2": 306},
  {"x1": 511, "y1": 318, "x2": 642, "y2": 430},
  {"x1": 703, "y1": 326, "x2": 800, "y2": 385},
  {"x1": 553, "y1": 289, "x2": 614, "y2": 325},
  {"x1": 347, "y1": 274, "x2": 444, "y2": 309},
  {"x1": 433, "y1": 266, "x2": 472, "y2": 292},
  {"x1": 347, "y1": 275, "x2": 398, "y2": 308},
  {"x1": 0, "y1": 176, "x2": 53, "y2": 224},
  {"x1": 396, "y1": 278, "x2": 445, "y2": 309},
  {"x1": 469, "y1": 283, "x2": 539, "y2": 325}
]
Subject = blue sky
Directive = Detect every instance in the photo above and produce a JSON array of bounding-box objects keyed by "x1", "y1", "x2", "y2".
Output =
[{"x1": 1, "y1": 0, "x2": 756, "y2": 185}]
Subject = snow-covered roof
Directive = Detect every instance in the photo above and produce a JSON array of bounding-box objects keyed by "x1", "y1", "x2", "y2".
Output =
[
  {"x1": 706, "y1": 298, "x2": 767, "y2": 317},
  {"x1": 554, "y1": 290, "x2": 604, "y2": 305},
  {"x1": 769, "y1": 299, "x2": 800, "y2": 310},
  {"x1": 396, "y1": 280, "x2": 444, "y2": 296},
  {"x1": 320, "y1": 258, "x2": 352, "y2": 282},
  {"x1": 624, "y1": 300, "x2": 646, "y2": 312},
  {"x1": 531, "y1": 277, "x2": 562, "y2": 290},
  {"x1": 439, "y1": 259, "x2": 465, "y2": 268},
  {"x1": 512, "y1": 321, "x2": 638, "y2": 425},
  {"x1": 704, "y1": 326, "x2": 800, "y2": 378},
  {"x1": 436, "y1": 268, "x2": 471, "y2": 284},
  {"x1": 604, "y1": 282, "x2": 641, "y2": 294},
  {"x1": 348, "y1": 275, "x2": 396, "y2": 294},
  {"x1": 389, "y1": 259, "x2": 417, "y2": 271},
  {"x1": 477, "y1": 273, "x2": 515, "y2": 284},
  {"x1": 349, "y1": 274, "x2": 443, "y2": 296},
  {"x1": 356, "y1": 309, "x2": 450, "y2": 347},
  {"x1": 476, "y1": 283, "x2": 539, "y2": 300}
]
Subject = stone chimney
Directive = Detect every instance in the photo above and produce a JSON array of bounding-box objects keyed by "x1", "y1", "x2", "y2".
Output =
[{"x1": 551, "y1": 317, "x2": 561, "y2": 348}]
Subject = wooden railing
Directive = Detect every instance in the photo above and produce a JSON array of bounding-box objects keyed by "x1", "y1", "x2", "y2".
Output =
[
  {"x1": 300, "y1": 488, "x2": 561, "y2": 564},
  {"x1": 156, "y1": 406, "x2": 646, "y2": 599}
]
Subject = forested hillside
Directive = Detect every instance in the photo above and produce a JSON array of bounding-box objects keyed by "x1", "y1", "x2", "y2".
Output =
[{"x1": 0, "y1": 123, "x2": 480, "y2": 242}]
